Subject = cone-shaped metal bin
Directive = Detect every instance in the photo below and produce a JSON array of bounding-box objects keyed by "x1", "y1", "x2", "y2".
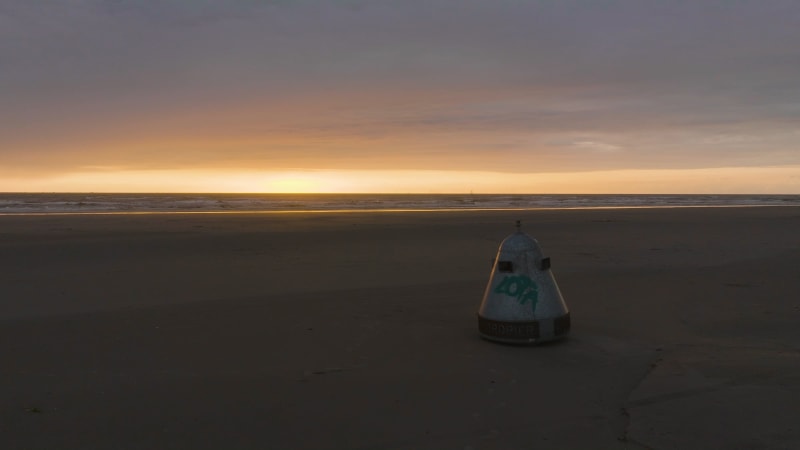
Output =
[{"x1": 477, "y1": 223, "x2": 570, "y2": 344}]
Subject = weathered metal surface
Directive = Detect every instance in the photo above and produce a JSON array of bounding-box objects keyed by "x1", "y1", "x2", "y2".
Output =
[{"x1": 477, "y1": 224, "x2": 570, "y2": 344}]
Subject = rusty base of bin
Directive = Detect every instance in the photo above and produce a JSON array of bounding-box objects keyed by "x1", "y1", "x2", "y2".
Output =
[{"x1": 477, "y1": 313, "x2": 570, "y2": 345}]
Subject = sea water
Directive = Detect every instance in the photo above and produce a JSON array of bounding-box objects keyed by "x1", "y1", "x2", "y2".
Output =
[{"x1": 1, "y1": 193, "x2": 798, "y2": 214}]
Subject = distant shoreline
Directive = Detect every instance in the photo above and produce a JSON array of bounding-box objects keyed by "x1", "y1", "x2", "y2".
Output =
[
  {"x1": 0, "y1": 203, "x2": 792, "y2": 217},
  {"x1": 1, "y1": 192, "x2": 797, "y2": 215}
]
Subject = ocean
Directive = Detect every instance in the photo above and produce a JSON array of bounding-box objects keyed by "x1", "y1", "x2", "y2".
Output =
[{"x1": 1, "y1": 193, "x2": 798, "y2": 214}]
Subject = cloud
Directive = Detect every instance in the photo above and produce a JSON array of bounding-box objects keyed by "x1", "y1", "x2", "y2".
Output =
[
  {"x1": 1, "y1": 0, "x2": 799, "y2": 177},
  {"x1": 571, "y1": 141, "x2": 623, "y2": 153}
]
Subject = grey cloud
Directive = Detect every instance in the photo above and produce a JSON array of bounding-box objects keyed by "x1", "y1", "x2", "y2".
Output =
[{"x1": 1, "y1": 0, "x2": 799, "y2": 173}]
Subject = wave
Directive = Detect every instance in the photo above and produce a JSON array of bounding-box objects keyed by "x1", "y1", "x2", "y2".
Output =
[{"x1": 0, "y1": 193, "x2": 797, "y2": 214}]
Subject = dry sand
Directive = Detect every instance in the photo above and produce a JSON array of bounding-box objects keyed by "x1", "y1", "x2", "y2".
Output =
[{"x1": 1, "y1": 207, "x2": 799, "y2": 449}]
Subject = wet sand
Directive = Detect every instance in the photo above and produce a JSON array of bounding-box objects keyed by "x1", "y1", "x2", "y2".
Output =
[{"x1": 1, "y1": 207, "x2": 799, "y2": 449}]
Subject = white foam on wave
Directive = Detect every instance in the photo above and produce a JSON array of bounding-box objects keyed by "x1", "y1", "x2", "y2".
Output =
[{"x1": 0, "y1": 194, "x2": 797, "y2": 215}]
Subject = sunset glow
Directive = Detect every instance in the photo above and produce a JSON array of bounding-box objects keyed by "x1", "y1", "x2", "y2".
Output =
[
  {"x1": 4, "y1": 166, "x2": 798, "y2": 194},
  {"x1": 2, "y1": 2, "x2": 799, "y2": 193}
]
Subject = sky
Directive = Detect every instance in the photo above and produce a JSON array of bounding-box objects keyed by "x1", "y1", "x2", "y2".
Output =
[{"x1": 1, "y1": 0, "x2": 799, "y2": 193}]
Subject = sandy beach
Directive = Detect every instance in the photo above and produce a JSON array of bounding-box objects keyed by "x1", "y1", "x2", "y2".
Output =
[{"x1": 1, "y1": 206, "x2": 799, "y2": 449}]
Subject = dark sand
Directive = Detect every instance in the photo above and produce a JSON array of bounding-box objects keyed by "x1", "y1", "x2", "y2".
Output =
[{"x1": 1, "y1": 207, "x2": 799, "y2": 449}]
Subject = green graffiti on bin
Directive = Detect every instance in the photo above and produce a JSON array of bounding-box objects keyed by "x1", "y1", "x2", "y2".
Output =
[{"x1": 494, "y1": 274, "x2": 539, "y2": 313}]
